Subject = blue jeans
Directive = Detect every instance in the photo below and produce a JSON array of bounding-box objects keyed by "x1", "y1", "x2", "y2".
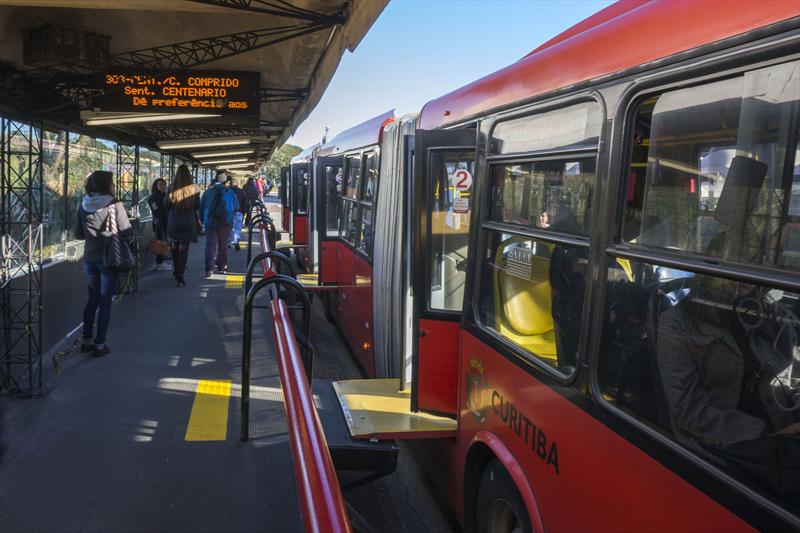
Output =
[
  {"x1": 82, "y1": 261, "x2": 118, "y2": 345},
  {"x1": 231, "y1": 212, "x2": 243, "y2": 244}
]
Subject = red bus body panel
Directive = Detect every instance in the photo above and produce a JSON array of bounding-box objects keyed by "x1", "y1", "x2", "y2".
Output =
[
  {"x1": 457, "y1": 331, "x2": 754, "y2": 532},
  {"x1": 332, "y1": 245, "x2": 375, "y2": 376},
  {"x1": 293, "y1": 215, "x2": 308, "y2": 245},
  {"x1": 320, "y1": 241, "x2": 339, "y2": 284},
  {"x1": 417, "y1": 318, "x2": 460, "y2": 416},
  {"x1": 419, "y1": 0, "x2": 798, "y2": 130}
]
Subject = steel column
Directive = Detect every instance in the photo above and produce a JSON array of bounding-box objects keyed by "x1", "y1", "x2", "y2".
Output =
[{"x1": 0, "y1": 118, "x2": 44, "y2": 397}]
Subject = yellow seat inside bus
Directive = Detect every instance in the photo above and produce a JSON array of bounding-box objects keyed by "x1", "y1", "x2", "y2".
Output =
[{"x1": 493, "y1": 237, "x2": 557, "y2": 361}]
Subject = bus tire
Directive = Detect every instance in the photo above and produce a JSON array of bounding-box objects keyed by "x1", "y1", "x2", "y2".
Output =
[{"x1": 475, "y1": 459, "x2": 532, "y2": 533}]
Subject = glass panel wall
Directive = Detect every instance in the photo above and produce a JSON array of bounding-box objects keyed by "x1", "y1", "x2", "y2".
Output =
[
  {"x1": 42, "y1": 130, "x2": 67, "y2": 259},
  {"x1": 2, "y1": 114, "x2": 181, "y2": 264}
]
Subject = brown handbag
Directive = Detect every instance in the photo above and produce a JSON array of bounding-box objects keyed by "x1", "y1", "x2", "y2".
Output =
[{"x1": 146, "y1": 237, "x2": 170, "y2": 257}]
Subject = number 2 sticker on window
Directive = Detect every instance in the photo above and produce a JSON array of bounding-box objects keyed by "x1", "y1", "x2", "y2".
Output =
[{"x1": 449, "y1": 169, "x2": 473, "y2": 191}]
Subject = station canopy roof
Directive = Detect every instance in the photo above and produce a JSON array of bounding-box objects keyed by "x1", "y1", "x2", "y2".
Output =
[{"x1": 0, "y1": 0, "x2": 387, "y2": 164}]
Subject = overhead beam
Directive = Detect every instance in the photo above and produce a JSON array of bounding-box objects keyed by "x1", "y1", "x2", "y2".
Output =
[
  {"x1": 188, "y1": 0, "x2": 346, "y2": 24},
  {"x1": 109, "y1": 22, "x2": 337, "y2": 71},
  {"x1": 261, "y1": 87, "x2": 308, "y2": 103}
]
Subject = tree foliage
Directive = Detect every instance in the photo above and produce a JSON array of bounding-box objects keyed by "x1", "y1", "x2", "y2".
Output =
[{"x1": 261, "y1": 144, "x2": 302, "y2": 183}]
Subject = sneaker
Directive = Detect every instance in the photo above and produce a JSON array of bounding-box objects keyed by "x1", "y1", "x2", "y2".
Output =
[
  {"x1": 234, "y1": 242, "x2": 241, "y2": 251},
  {"x1": 214, "y1": 267, "x2": 227, "y2": 274},
  {"x1": 93, "y1": 345, "x2": 110, "y2": 357},
  {"x1": 156, "y1": 263, "x2": 172, "y2": 271},
  {"x1": 205, "y1": 270, "x2": 213, "y2": 278},
  {"x1": 80, "y1": 340, "x2": 95, "y2": 353}
]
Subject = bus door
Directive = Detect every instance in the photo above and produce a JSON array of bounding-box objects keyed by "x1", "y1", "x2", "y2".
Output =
[
  {"x1": 316, "y1": 155, "x2": 344, "y2": 283},
  {"x1": 280, "y1": 165, "x2": 290, "y2": 232},
  {"x1": 291, "y1": 163, "x2": 310, "y2": 246},
  {"x1": 411, "y1": 128, "x2": 477, "y2": 416}
]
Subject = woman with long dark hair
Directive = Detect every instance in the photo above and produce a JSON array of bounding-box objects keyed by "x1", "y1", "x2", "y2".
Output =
[
  {"x1": 148, "y1": 178, "x2": 171, "y2": 270},
  {"x1": 164, "y1": 165, "x2": 200, "y2": 287},
  {"x1": 74, "y1": 170, "x2": 132, "y2": 357}
]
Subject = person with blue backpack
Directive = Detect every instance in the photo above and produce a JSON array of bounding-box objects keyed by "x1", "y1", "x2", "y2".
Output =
[{"x1": 200, "y1": 170, "x2": 239, "y2": 277}]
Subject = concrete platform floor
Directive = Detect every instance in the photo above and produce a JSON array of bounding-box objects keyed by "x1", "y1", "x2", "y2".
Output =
[{"x1": 0, "y1": 220, "x2": 455, "y2": 532}]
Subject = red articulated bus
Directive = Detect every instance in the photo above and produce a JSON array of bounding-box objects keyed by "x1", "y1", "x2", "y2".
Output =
[{"x1": 295, "y1": 1, "x2": 800, "y2": 531}]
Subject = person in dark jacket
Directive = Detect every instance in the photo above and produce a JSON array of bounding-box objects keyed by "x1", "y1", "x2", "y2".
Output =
[
  {"x1": 164, "y1": 165, "x2": 200, "y2": 287},
  {"x1": 200, "y1": 171, "x2": 239, "y2": 276},
  {"x1": 74, "y1": 170, "x2": 132, "y2": 357},
  {"x1": 243, "y1": 177, "x2": 260, "y2": 225},
  {"x1": 230, "y1": 178, "x2": 248, "y2": 251},
  {"x1": 148, "y1": 178, "x2": 171, "y2": 270}
]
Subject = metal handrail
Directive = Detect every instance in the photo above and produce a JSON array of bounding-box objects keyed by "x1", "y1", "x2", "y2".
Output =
[
  {"x1": 270, "y1": 297, "x2": 351, "y2": 533},
  {"x1": 241, "y1": 206, "x2": 352, "y2": 533},
  {"x1": 241, "y1": 274, "x2": 313, "y2": 440}
]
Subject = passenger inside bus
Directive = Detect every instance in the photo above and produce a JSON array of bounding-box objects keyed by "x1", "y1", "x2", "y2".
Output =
[{"x1": 600, "y1": 60, "x2": 800, "y2": 508}]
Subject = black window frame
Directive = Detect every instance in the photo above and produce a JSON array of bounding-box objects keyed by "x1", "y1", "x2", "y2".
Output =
[
  {"x1": 291, "y1": 162, "x2": 310, "y2": 215},
  {"x1": 336, "y1": 148, "x2": 380, "y2": 261},
  {"x1": 471, "y1": 98, "x2": 603, "y2": 382},
  {"x1": 423, "y1": 148, "x2": 478, "y2": 316},
  {"x1": 589, "y1": 52, "x2": 800, "y2": 527},
  {"x1": 356, "y1": 151, "x2": 377, "y2": 257},
  {"x1": 322, "y1": 161, "x2": 344, "y2": 239}
]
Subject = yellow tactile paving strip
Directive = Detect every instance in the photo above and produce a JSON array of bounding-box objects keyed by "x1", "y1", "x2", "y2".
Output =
[
  {"x1": 332, "y1": 379, "x2": 456, "y2": 440},
  {"x1": 185, "y1": 379, "x2": 232, "y2": 441},
  {"x1": 224, "y1": 275, "x2": 244, "y2": 289}
]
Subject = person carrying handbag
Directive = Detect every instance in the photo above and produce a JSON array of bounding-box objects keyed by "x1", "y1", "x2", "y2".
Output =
[
  {"x1": 147, "y1": 178, "x2": 171, "y2": 270},
  {"x1": 74, "y1": 170, "x2": 133, "y2": 357}
]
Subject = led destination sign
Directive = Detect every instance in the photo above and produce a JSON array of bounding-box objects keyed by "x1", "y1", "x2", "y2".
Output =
[{"x1": 98, "y1": 70, "x2": 260, "y2": 116}]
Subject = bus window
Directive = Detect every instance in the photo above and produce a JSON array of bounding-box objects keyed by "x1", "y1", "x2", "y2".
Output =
[
  {"x1": 428, "y1": 151, "x2": 474, "y2": 312},
  {"x1": 344, "y1": 155, "x2": 361, "y2": 199},
  {"x1": 325, "y1": 165, "x2": 342, "y2": 237},
  {"x1": 478, "y1": 234, "x2": 588, "y2": 374},
  {"x1": 623, "y1": 60, "x2": 800, "y2": 272},
  {"x1": 598, "y1": 264, "x2": 800, "y2": 512},
  {"x1": 476, "y1": 101, "x2": 601, "y2": 374},
  {"x1": 340, "y1": 199, "x2": 361, "y2": 246},
  {"x1": 293, "y1": 165, "x2": 309, "y2": 214},
  {"x1": 362, "y1": 152, "x2": 377, "y2": 203},
  {"x1": 491, "y1": 100, "x2": 601, "y2": 155},
  {"x1": 357, "y1": 205, "x2": 373, "y2": 255},
  {"x1": 356, "y1": 152, "x2": 377, "y2": 256},
  {"x1": 600, "y1": 60, "x2": 800, "y2": 513},
  {"x1": 489, "y1": 157, "x2": 595, "y2": 236}
]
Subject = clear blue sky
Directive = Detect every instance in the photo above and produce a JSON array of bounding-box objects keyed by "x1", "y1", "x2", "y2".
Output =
[{"x1": 288, "y1": 0, "x2": 614, "y2": 148}]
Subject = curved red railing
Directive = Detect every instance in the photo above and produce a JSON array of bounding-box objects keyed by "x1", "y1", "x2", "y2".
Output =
[{"x1": 255, "y1": 213, "x2": 352, "y2": 533}]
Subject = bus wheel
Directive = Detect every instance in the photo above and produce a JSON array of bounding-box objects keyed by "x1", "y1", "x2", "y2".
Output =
[{"x1": 476, "y1": 459, "x2": 531, "y2": 533}]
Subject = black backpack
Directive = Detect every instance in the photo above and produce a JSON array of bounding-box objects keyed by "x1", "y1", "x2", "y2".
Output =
[{"x1": 211, "y1": 188, "x2": 229, "y2": 227}]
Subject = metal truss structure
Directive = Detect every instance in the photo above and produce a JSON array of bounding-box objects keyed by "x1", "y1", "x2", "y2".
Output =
[
  {"x1": 160, "y1": 153, "x2": 175, "y2": 182},
  {"x1": 188, "y1": 0, "x2": 345, "y2": 23},
  {"x1": 0, "y1": 118, "x2": 43, "y2": 397},
  {"x1": 22, "y1": 22, "x2": 337, "y2": 115},
  {"x1": 0, "y1": 7, "x2": 346, "y2": 162},
  {"x1": 116, "y1": 144, "x2": 139, "y2": 295},
  {"x1": 261, "y1": 87, "x2": 308, "y2": 103},
  {"x1": 116, "y1": 144, "x2": 139, "y2": 215},
  {"x1": 109, "y1": 23, "x2": 335, "y2": 72}
]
